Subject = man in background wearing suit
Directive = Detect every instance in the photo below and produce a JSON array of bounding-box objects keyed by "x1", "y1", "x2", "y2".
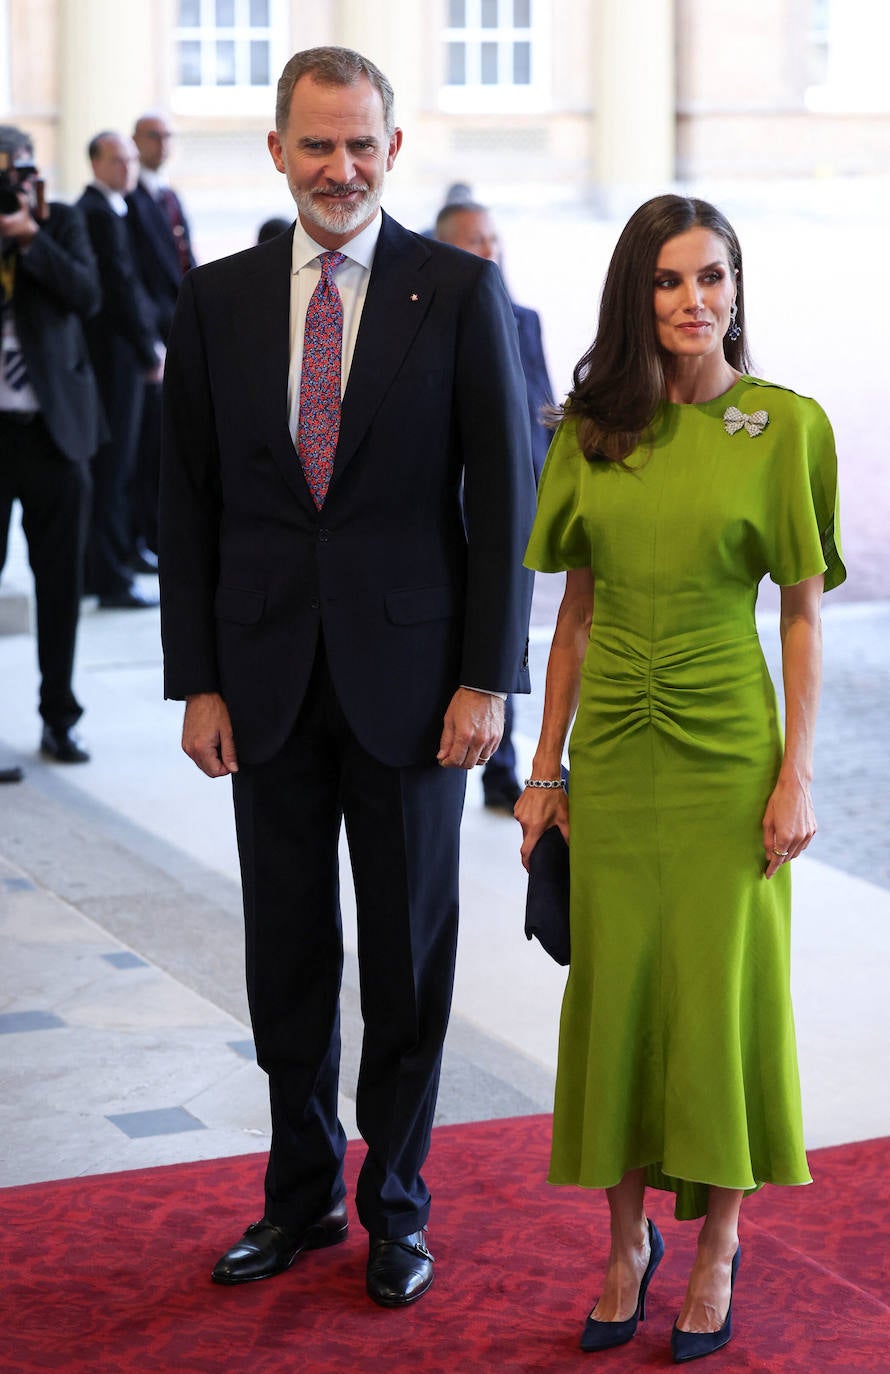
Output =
[
  {"x1": 0, "y1": 125, "x2": 101, "y2": 763},
  {"x1": 160, "y1": 47, "x2": 534, "y2": 1309},
  {"x1": 126, "y1": 114, "x2": 195, "y2": 567},
  {"x1": 435, "y1": 199, "x2": 554, "y2": 811},
  {"x1": 78, "y1": 133, "x2": 161, "y2": 610}
]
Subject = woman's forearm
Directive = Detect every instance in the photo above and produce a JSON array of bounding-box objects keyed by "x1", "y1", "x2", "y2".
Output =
[
  {"x1": 531, "y1": 569, "x2": 594, "y2": 777},
  {"x1": 777, "y1": 575, "x2": 824, "y2": 784}
]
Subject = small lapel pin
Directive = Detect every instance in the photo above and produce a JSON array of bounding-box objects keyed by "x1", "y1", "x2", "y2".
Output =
[{"x1": 410, "y1": 293, "x2": 419, "y2": 302}]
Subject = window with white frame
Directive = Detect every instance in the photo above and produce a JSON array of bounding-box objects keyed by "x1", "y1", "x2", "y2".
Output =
[
  {"x1": 441, "y1": 0, "x2": 550, "y2": 113},
  {"x1": 805, "y1": 0, "x2": 890, "y2": 112},
  {"x1": 172, "y1": 0, "x2": 284, "y2": 115}
]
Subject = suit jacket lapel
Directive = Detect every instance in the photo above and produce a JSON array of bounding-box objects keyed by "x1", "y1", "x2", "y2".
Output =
[
  {"x1": 228, "y1": 214, "x2": 433, "y2": 512},
  {"x1": 132, "y1": 185, "x2": 182, "y2": 291},
  {"x1": 233, "y1": 228, "x2": 316, "y2": 511},
  {"x1": 332, "y1": 212, "x2": 434, "y2": 489}
]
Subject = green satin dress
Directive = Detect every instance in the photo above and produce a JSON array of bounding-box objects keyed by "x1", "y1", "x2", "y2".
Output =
[{"x1": 524, "y1": 377, "x2": 845, "y2": 1219}]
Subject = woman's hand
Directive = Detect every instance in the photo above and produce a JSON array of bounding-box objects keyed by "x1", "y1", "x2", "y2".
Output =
[
  {"x1": 515, "y1": 785, "x2": 569, "y2": 870},
  {"x1": 762, "y1": 772, "x2": 816, "y2": 879},
  {"x1": 764, "y1": 573, "x2": 824, "y2": 879}
]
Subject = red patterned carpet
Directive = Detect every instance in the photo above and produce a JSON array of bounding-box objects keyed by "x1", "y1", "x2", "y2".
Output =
[{"x1": 3, "y1": 1116, "x2": 888, "y2": 1372}]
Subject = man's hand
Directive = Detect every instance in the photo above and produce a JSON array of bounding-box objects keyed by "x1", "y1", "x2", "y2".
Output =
[
  {"x1": 437, "y1": 688, "x2": 505, "y2": 769},
  {"x1": 182, "y1": 692, "x2": 238, "y2": 777}
]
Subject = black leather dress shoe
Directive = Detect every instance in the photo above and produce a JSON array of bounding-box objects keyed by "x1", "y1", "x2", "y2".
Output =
[
  {"x1": 366, "y1": 1230, "x2": 434, "y2": 1307},
  {"x1": 0, "y1": 765, "x2": 24, "y2": 783},
  {"x1": 211, "y1": 1201, "x2": 348, "y2": 1284},
  {"x1": 40, "y1": 726, "x2": 90, "y2": 764},
  {"x1": 98, "y1": 587, "x2": 159, "y2": 609}
]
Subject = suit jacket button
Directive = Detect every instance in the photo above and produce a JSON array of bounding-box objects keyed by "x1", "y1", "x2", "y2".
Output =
[
  {"x1": 310, "y1": 598, "x2": 319, "y2": 610},
  {"x1": 318, "y1": 528, "x2": 329, "y2": 543}
]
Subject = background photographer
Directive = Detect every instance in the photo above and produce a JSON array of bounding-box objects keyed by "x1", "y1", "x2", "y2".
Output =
[{"x1": 0, "y1": 125, "x2": 102, "y2": 763}]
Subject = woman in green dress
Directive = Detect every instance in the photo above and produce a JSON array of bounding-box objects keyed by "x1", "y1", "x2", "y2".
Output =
[{"x1": 515, "y1": 195, "x2": 844, "y2": 1363}]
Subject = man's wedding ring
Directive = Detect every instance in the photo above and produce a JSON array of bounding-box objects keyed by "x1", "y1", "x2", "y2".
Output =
[{"x1": 772, "y1": 848, "x2": 790, "y2": 857}]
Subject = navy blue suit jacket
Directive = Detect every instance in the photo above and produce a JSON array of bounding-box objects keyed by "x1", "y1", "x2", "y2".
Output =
[
  {"x1": 511, "y1": 302, "x2": 554, "y2": 481},
  {"x1": 8, "y1": 202, "x2": 102, "y2": 465},
  {"x1": 126, "y1": 181, "x2": 195, "y2": 342},
  {"x1": 160, "y1": 212, "x2": 536, "y2": 769},
  {"x1": 77, "y1": 186, "x2": 160, "y2": 382}
]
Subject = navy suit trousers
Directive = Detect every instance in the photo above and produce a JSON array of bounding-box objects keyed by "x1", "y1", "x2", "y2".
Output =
[{"x1": 231, "y1": 639, "x2": 466, "y2": 1237}]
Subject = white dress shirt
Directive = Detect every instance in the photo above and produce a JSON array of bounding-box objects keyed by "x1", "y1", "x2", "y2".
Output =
[
  {"x1": 286, "y1": 211, "x2": 381, "y2": 447},
  {"x1": 138, "y1": 168, "x2": 168, "y2": 200},
  {"x1": 90, "y1": 180, "x2": 128, "y2": 217}
]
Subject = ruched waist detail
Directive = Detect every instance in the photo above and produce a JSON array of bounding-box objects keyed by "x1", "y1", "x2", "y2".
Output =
[{"x1": 578, "y1": 628, "x2": 777, "y2": 760}]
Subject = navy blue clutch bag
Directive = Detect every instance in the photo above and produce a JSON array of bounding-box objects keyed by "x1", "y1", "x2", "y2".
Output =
[{"x1": 524, "y1": 824, "x2": 570, "y2": 966}]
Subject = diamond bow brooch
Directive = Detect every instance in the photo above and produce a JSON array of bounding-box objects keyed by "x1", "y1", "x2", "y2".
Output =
[{"x1": 723, "y1": 405, "x2": 769, "y2": 437}]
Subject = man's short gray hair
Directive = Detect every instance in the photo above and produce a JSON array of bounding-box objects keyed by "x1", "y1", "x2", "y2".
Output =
[{"x1": 275, "y1": 46, "x2": 395, "y2": 136}]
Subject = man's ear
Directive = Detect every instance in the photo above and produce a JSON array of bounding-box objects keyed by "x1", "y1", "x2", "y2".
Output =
[
  {"x1": 385, "y1": 127, "x2": 403, "y2": 173},
  {"x1": 267, "y1": 129, "x2": 285, "y2": 175}
]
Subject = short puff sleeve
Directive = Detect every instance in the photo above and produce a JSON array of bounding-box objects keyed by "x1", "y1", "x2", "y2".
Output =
[
  {"x1": 523, "y1": 421, "x2": 592, "y2": 573},
  {"x1": 766, "y1": 396, "x2": 845, "y2": 593}
]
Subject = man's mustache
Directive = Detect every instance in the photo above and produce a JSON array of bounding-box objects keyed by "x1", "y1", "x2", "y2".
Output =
[{"x1": 314, "y1": 183, "x2": 369, "y2": 198}]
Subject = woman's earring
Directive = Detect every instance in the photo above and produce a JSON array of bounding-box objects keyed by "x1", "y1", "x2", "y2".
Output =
[{"x1": 727, "y1": 301, "x2": 742, "y2": 342}]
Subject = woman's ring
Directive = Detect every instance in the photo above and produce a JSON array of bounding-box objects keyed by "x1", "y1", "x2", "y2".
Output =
[{"x1": 772, "y1": 848, "x2": 790, "y2": 858}]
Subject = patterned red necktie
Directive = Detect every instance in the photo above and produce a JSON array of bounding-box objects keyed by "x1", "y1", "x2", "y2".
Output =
[
  {"x1": 298, "y1": 251, "x2": 346, "y2": 510},
  {"x1": 158, "y1": 187, "x2": 192, "y2": 278}
]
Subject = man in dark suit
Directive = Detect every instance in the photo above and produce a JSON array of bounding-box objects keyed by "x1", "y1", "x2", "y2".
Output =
[
  {"x1": 78, "y1": 132, "x2": 161, "y2": 610},
  {"x1": 126, "y1": 113, "x2": 196, "y2": 564},
  {"x1": 435, "y1": 200, "x2": 555, "y2": 810},
  {"x1": 160, "y1": 47, "x2": 534, "y2": 1308},
  {"x1": 0, "y1": 125, "x2": 102, "y2": 763}
]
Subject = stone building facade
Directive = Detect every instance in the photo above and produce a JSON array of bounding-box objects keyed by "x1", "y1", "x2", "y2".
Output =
[{"x1": 1, "y1": 0, "x2": 886, "y2": 223}]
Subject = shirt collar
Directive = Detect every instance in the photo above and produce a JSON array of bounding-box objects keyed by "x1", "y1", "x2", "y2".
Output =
[
  {"x1": 90, "y1": 180, "x2": 128, "y2": 217},
  {"x1": 290, "y1": 209, "x2": 382, "y2": 274},
  {"x1": 139, "y1": 168, "x2": 167, "y2": 198}
]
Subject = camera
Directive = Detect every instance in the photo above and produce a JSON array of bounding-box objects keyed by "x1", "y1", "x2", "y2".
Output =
[{"x1": 0, "y1": 153, "x2": 36, "y2": 215}]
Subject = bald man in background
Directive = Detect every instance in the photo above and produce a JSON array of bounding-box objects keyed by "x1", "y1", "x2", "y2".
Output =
[
  {"x1": 78, "y1": 132, "x2": 162, "y2": 609},
  {"x1": 126, "y1": 114, "x2": 196, "y2": 566},
  {"x1": 435, "y1": 199, "x2": 554, "y2": 811}
]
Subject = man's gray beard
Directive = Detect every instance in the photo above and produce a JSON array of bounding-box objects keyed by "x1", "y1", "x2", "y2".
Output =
[{"x1": 295, "y1": 184, "x2": 382, "y2": 237}]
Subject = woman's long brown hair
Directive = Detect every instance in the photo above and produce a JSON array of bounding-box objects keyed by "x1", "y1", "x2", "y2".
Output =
[{"x1": 557, "y1": 195, "x2": 753, "y2": 463}]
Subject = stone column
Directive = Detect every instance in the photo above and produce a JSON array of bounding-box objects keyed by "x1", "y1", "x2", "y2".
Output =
[
  {"x1": 57, "y1": 0, "x2": 158, "y2": 197},
  {"x1": 593, "y1": 0, "x2": 675, "y2": 215}
]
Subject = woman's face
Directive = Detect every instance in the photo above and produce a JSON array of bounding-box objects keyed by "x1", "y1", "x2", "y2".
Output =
[{"x1": 652, "y1": 226, "x2": 737, "y2": 360}]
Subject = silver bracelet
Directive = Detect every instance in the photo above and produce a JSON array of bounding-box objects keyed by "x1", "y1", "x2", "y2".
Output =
[{"x1": 523, "y1": 777, "x2": 567, "y2": 791}]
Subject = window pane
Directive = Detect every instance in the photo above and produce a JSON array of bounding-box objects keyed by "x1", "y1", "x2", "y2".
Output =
[
  {"x1": 250, "y1": 0, "x2": 270, "y2": 23},
  {"x1": 215, "y1": 38, "x2": 236, "y2": 84},
  {"x1": 250, "y1": 39, "x2": 270, "y2": 85},
  {"x1": 446, "y1": 41, "x2": 466, "y2": 85},
  {"x1": 178, "y1": 39, "x2": 202, "y2": 85},
  {"x1": 215, "y1": 0, "x2": 235, "y2": 26},
  {"x1": 481, "y1": 0, "x2": 498, "y2": 28},
  {"x1": 448, "y1": 0, "x2": 466, "y2": 25},
  {"x1": 481, "y1": 40, "x2": 498, "y2": 83},
  {"x1": 513, "y1": 40, "x2": 531, "y2": 83},
  {"x1": 513, "y1": 0, "x2": 531, "y2": 26},
  {"x1": 178, "y1": 0, "x2": 200, "y2": 26}
]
